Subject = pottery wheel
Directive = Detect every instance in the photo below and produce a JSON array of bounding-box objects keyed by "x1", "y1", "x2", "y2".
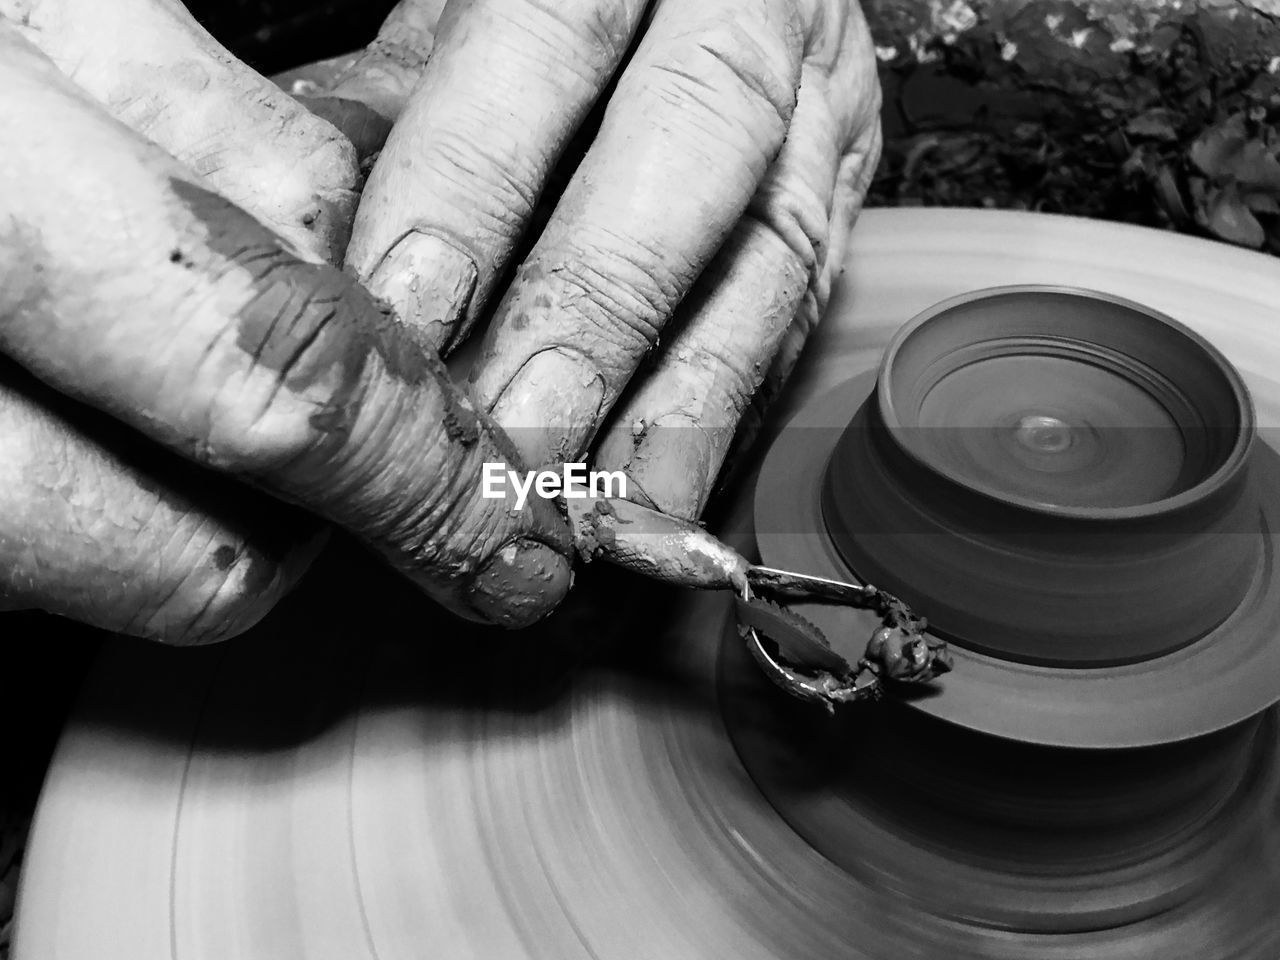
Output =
[{"x1": 15, "y1": 210, "x2": 1280, "y2": 959}]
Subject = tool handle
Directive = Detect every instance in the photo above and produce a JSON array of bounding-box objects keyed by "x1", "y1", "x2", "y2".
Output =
[{"x1": 564, "y1": 495, "x2": 750, "y2": 592}]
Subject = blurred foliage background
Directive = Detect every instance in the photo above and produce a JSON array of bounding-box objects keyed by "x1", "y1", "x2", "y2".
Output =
[
  {"x1": 182, "y1": 0, "x2": 1280, "y2": 254},
  {"x1": 865, "y1": 0, "x2": 1280, "y2": 253}
]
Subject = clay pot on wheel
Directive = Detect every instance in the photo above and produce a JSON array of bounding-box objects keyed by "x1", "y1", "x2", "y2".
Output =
[
  {"x1": 739, "y1": 286, "x2": 1280, "y2": 946},
  {"x1": 821, "y1": 286, "x2": 1258, "y2": 667}
]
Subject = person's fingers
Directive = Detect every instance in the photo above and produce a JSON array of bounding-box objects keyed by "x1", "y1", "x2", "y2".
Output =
[
  {"x1": 587, "y1": 222, "x2": 808, "y2": 520},
  {"x1": 0, "y1": 28, "x2": 571, "y2": 629},
  {"x1": 718, "y1": 117, "x2": 883, "y2": 503},
  {"x1": 345, "y1": 0, "x2": 649, "y2": 353},
  {"x1": 2, "y1": 0, "x2": 360, "y2": 264},
  {"x1": 468, "y1": 0, "x2": 809, "y2": 472},
  {"x1": 0, "y1": 359, "x2": 321, "y2": 644},
  {"x1": 739, "y1": 121, "x2": 885, "y2": 443},
  {"x1": 287, "y1": 0, "x2": 447, "y2": 160},
  {"x1": 822, "y1": 124, "x2": 885, "y2": 311},
  {"x1": 592, "y1": 0, "x2": 883, "y2": 518}
]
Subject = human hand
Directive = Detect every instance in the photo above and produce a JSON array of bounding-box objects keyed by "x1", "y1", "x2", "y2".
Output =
[
  {"x1": 347, "y1": 0, "x2": 883, "y2": 519},
  {"x1": 0, "y1": 0, "x2": 881, "y2": 646},
  {"x1": 0, "y1": 19, "x2": 572, "y2": 643}
]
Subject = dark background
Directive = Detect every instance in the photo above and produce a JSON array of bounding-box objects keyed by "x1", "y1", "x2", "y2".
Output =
[{"x1": 185, "y1": 0, "x2": 400, "y2": 73}]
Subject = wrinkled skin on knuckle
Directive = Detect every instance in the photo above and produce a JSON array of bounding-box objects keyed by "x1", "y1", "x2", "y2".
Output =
[
  {"x1": 426, "y1": 121, "x2": 542, "y2": 242},
  {"x1": 693, "y1": 17, "x2": 800, "y2": 125},
  {"x1": 639, "y1": 9, "x2": 801, "y2": 173},
  {"x1": 747, "y1": 96, "x2": 839, "y2": 273},
  {"x1": 475, "y1": 245, "x2": 675, "y2": 409},
  {"x1": 496, "y1": 0, "x2": 639, "y2": 68},
  {"x1": 301, "y1": 371, "x2": 477, "y2": 561},
  {"x1": 394, "y1": 460, "x2": 517, "y2": 575},
  {"x1": 553, "y1": 254, "x2": 673, "y2": 356}
]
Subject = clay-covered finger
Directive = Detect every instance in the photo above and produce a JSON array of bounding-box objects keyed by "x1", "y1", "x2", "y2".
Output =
[
  {"x1": 2, "y1": 0, "x2": 360, "y2": 264},
  {"x1": 0, "y1": 28, "x2": 571, "y2": 629},
  {"x1": 346, "y1": 0, "x2": 648, "y2": 352},
  {"x1": 0, "y1": 360, "x2": 320, "y2": 644},
  {"x1": 468, "y1": 0, "x2": 806, "y2": 471},
  {"x1": 592, "y1": 3, "x2": 883, "y2": 518}
]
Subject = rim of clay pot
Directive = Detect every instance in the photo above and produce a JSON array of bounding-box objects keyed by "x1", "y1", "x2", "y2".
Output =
[{"x1": 875, "y1": 285, "x2": 1256, "y2": 521}]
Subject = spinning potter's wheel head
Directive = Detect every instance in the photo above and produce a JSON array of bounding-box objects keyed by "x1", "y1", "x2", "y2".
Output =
[
  {"x1": 756, "y1": 286, "x2": 1280, "y2": 749},
  {"x1": 742, "y1": 291, "x2": 1280, "y2": 947},
  {"x1": 738, "y1": 283, "x2": 1280, "y2": 940},
  {"x1": 16, "y1": 211, "x2": 1280, "y2": 960}
]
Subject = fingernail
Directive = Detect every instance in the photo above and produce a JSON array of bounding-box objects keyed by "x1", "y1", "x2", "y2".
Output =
[
  {"x1": 464, "y1": 537, "x2": 573, "y2": 628},
  {"x1": 367, "y1": 231, "x2": 477, "y2": 352},
  {"x1": 626, "y1": 413, "x2": 717, "y2": 520},
  {"x1": 487, "y1": 348, "x2": 604, "y2": 470}
]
